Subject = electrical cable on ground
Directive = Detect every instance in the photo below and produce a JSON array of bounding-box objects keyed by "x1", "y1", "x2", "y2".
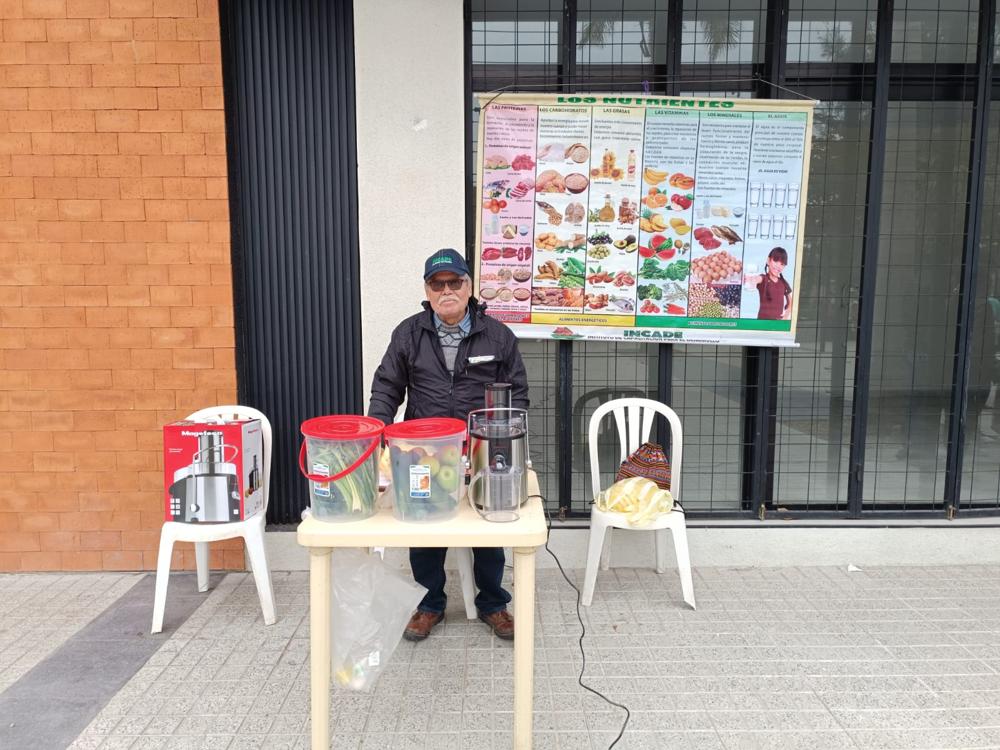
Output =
[{"x1": 529, "y1": 493, "x2": 631, "y2": 750}]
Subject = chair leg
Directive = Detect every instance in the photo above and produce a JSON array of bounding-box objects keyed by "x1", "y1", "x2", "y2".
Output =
[
  {"x1": 455, "y1": 548, "x2": 477, "y2": 620},
  {"x1": 654, "y1": 528, "x2": 669, "y2": 574},
  {"x1": 670, "y1": 519, "x2": 696, "y2": 610},
  {"x1": 151, "y1": 529, "x2": 175, "y2": 634},
  {"x1": 582, "y1": 516, "x2": 610, "y2": 607},
  {"x1": 195, "y1": 542, "x2": 210, "y2": 593},
  {"x1": 245, "y1": 526, "x2": 277, "y2": 625},
  {"x1": 600, "y1": 527, "x2": 612, "y2": 571},
  {"x1": 371, "y1": 547, "x2": 386, "y2": 560}
]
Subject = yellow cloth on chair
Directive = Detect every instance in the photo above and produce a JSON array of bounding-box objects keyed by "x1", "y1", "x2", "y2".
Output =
[{"x1": 595, "y1": 476, "x2": 674, "y2": 526}]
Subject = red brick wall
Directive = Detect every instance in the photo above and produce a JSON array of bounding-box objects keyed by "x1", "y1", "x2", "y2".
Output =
[{"x1": 0, "y1": 0, "x2": 244, "y2": 571}]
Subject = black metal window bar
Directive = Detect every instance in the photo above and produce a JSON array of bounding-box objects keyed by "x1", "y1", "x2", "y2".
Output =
[{"x1": 466, "y1": 0, "x2": 999, "y2": 519}]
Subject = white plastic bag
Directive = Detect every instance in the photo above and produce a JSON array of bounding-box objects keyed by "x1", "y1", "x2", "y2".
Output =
[
  {"x1": 595, "y1": 476, "x2": 673, "y2": 526},
  {"x1": 330, "y1": 549, "x2": 426, "y2": 691}
]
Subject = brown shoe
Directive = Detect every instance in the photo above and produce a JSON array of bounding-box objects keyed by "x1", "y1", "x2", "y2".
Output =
[
  {"x1": 403, "y1": 610, "x2": 444, "y2": 642},
  {"x1": 478, "y1": 608, "x2": 514, "y2": 640}
]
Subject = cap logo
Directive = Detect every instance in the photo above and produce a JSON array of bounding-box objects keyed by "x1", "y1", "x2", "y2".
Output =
[{"x1": 431, "y1": 256, "x2": 450, "y2": 265}]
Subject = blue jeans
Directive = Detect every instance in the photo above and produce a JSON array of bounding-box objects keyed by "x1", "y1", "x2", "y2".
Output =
[{"x1": 410, "y1": 547, "x2": 511, "y2": 615}]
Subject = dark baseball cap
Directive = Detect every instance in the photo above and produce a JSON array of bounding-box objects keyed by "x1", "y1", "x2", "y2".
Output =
[{"x1": 423, "y1": 248, "x2": 470, "y2": 281}]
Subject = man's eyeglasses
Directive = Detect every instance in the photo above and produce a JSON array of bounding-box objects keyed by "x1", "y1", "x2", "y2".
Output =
[{"x1": 426, "y1": 278, "x2": 466, "y2": 292}]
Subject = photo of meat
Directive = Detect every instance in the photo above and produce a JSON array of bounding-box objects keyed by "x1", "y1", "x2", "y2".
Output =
[
  {"x1": 484, "y1": 154, "x2": 509, "y2": 169},
  {"x1": 537, "y1": 143, "x2": 566, "y2": 162},
  {"x1": 693, "y1": 225, "x2": 743, "y2": 251},
  {"x1": 535, "y1": 170, "x2": 566, "y2": 193},
  {"x1": 531, "y1": 288, "x2": 584, "y2": 308}
]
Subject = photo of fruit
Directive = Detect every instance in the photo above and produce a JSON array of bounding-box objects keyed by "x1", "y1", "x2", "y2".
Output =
[
  {"x1": 668, "y1": 172, "x2": 695, "y2": 190},
  {"x1": 639, "y1": 209, "x2": 667, "y2": 234},
  {"x1": 642, "y1": 188, "x2": 669, "y2": 209},
  {"x1": 642, "y1": 166, "x2": 668, "y2": 186},
  {"x1": 639, "y1": 233, "x2": 687, "y2": 261},
  {"x1": 611, "y1": 234, "x2": 638, "y2": 253},
  {"x1": 669, "y1": 217, "x2": 691, "y2": 235},
  {"x1": 668, "y1": 193, "x2": 694, "y2": 211}
]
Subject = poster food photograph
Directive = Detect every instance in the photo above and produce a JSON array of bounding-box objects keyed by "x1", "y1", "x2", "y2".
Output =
[{"x1": 474, "y1": 93, "x2": 815, "y2": 347}]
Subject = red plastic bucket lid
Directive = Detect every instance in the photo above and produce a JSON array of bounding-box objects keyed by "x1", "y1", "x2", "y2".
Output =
[
  {"x1": 383, "y1": 417, "x2": 466, "y2": 440},
  {"x1": 301, "y1": 415, "x2": 384, "y2": 441}
]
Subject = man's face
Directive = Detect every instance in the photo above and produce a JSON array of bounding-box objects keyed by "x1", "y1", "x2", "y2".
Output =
[
  {"x1": 767, "y1": 257, "x2": 786, "y2": 276},
  {"x1": 425, "y1": 271, "x2": 471, "y2": 321}
]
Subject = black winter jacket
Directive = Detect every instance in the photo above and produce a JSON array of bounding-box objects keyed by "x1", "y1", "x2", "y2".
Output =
[{"x1": 367, "y1": 299, "x2": 529, "y2": 425}]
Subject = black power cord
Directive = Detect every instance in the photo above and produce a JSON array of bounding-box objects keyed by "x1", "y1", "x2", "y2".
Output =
[{"x1": 528, "y1": 493, "x2": 631, "y2": 749}]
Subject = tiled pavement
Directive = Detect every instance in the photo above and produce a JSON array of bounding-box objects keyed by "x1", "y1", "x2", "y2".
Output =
[
  {"x1": 9, "y1": 564, "x2": 1000, "y2": 748},
  {"x1": 0, "y1": 572, "x2": 143, "y2": 693}
]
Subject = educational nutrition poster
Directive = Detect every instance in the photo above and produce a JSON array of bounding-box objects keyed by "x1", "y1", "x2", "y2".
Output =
[{"x1": 474, "y1": 93, "x2": 815, "y2": 347}]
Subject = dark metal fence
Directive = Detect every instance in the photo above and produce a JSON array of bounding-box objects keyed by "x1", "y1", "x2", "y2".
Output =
[{"x1": 467, "y1": 0, "x2": 1000, "y2": 518}]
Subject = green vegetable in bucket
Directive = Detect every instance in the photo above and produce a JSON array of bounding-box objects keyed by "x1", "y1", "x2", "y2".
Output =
[
  {"x1": 299, "y1": 415, "x2": 384, "y2": 522},
  {"x1": 308, "y1": 441, "x2": 379, "y2": 518}
]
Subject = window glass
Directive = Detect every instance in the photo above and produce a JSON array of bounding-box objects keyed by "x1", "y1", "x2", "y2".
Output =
[
  {"x1": 577, "y1": 0, "x2": 669, "y2": 67},
  {"x1": 961, "y1": 113, "x2": 1000, "y2": 508},
  {"x1": 773, "y1": 102, "x2": 870, "y2": 511},
  {"x1": 891, "y1": 0, "x2": 978, "y2": 64},
  {"x1": 471, "y1": 0, "x2": 561, "y2": 67},
  {"x1": 682, "y1": 0, "x2": 768, "y2": 66},
  {"x1": 865, "y1": 101, "x2": 972, "y2": 509},
  {"x1": 787, "y1": 0, "x2": 877, "y2": 64}
]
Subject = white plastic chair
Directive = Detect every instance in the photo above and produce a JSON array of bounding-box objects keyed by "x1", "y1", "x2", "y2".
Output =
[
  {"x1": 151, "y1": 405, "x2": 277, "y2": 633},
  {"x1": 455, "y1": 548, "x2": 478, "y2": 619},
  {"x1": 581, "y1": 398, "x2": 695, "y2": 609}
]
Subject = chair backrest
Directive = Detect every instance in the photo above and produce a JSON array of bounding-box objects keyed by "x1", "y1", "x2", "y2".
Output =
[
  {"x1": 185, "y1": 405, "x2": 273, "y2": 514},
  {"x1": 587, "y1": 397, "x2": 682, "y2": 501},
  {"x1": 572, "y1": 386, "x2": 649, "y2": 450}
]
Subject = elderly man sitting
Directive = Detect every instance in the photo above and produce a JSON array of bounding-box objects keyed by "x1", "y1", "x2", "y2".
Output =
[{"x1": 367, "y1": 248, "x2": 530, "y2": 641}]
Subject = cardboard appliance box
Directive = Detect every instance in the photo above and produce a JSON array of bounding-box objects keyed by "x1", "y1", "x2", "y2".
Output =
[{"x1": 163, "y1": 418, "x2": 264, "y2": 523}]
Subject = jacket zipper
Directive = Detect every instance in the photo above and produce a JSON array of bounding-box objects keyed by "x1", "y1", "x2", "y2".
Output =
[
  {"x1": 427, "y1": 307, "x2": 483, "y2": 419},
  {"x1": 449, "y1": 371, "x2": 455, "y2": 418},
  {"x1": 449, "y1": 336, "x2": 470, "y2": 419}
]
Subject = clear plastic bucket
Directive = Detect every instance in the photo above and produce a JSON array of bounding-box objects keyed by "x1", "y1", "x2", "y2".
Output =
[
  {"x1": 299, "y1": 415, "x2": 384, "y2": 522},
  {"x1": 383, "y1": 418, "x2": 466, "y2": 522}
]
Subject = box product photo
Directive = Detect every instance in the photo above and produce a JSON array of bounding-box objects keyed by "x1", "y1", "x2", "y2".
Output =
[{"x1": 163, "y1": 418, "x2": 264, "y2": 523}]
